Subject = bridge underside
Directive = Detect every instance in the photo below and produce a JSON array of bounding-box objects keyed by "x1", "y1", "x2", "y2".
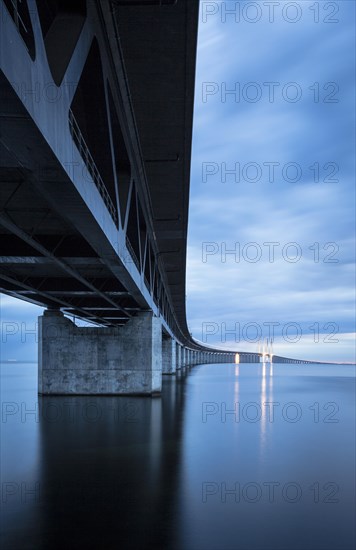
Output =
[
  {"x1": 0, "y1": 1, "x2": 199, "y2": 334},
  {"x1": 0, "y1": 71, "x2": 143, "y2": 327}
]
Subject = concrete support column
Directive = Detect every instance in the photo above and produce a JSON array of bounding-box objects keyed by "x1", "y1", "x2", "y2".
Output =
[
  {"x1": 179, "y1": 348, "x2": 183, "y2": 367},
  {"x1": 162, "y1": 336, "x2": 177, "y2": 375},
  {"x1": 38, "y1": 309, "x2": 162, "y2": 395},
  {"x1": 180, "y1": 346, "x2": 184, "y2": 368},
  {"x1": 176, "y1": 344, "x2": 182, "y2": 369}
]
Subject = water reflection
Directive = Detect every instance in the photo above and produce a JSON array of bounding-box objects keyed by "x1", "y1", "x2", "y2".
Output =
[
  {"x1": 234, "y1": 364, "x2": 239, "y2": 400},
  {"x1": 0, "y1": 364, "x2": 41, "y2": 549},
  {"x1": 1, "y1": 367, "x2": 188, "y2": 549},
  {"x1": 260, "y1": 360, "x2": 274, "y2": 453},
  {"x1": 39, "y1": 385, "x2": 185, "y2": 548},
  {"x1": 1, "y1": 362, "x2": 355, "y2": 550},
  {"x1": 176, "y1": 362, "x2": 355, "y2": 550},
  {"x1": 260, "y1": 360, "x2": 267, "y2": 446}
]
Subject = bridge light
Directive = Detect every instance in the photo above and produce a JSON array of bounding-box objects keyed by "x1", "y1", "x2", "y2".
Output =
[{"x1": 235, "y1": 353, "x2": 240, "y2": 364}]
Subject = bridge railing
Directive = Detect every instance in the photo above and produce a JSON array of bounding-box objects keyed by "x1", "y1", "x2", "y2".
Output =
[
  {"x1": 69, "y1": 109, "x2": 118, "y2": 226},
  {"x1": 6, "y1": 0, "x2": 27, "y2": 33},
  {"x1": 125, "y1": 235, "x2": 140, "y2": 271},
  {"x1": 3, "y1": 0, "x2": 36, "y2": 59}
]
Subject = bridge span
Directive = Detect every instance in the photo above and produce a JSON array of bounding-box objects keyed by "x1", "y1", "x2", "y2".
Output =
[
  {"x1": 0, "y1": 0, "x2": 310, "y2": 394},
  {"x1": 236, "y1": 354, "x2": 316, "y2": 365}
]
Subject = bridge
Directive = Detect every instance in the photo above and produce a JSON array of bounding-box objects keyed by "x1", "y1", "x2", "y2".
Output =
[
  {"x1": 0, "y1": 0, "x2": 312, "y2": 395},
  {"x1": 235, "y1": 353, "x2": 316, "y2": 365}
]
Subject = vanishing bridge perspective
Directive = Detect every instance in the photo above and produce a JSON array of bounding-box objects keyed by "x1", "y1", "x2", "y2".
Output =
[{"x1": 0, "y1": 0, "x2": 308, "y2": 395}]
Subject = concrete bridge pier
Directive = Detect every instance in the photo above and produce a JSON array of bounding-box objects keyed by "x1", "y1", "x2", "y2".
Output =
[
  {"x1": 181, "y1": 347, "x2": 186, "y2": 368},
  {"x1": 176, "y1": 345, "x2": 182, "y2": 370},
  {"x1": 180, "y1": 346, "x2": 185, "y2": 368},
  {"x1": 38, "y1": 310, "x2": 162, "y2": 395},
  {"x1": 162, "y1": 336, "x2": 177, "y2": 375}
]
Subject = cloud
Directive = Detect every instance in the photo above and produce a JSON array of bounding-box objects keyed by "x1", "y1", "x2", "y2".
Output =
[{"x1": 187, "y1": 3, "x2": 355, "y2": 361}]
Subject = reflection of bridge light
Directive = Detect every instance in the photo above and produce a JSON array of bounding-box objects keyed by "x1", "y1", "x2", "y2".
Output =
[
  {"x1": 262, "y1": 361, "x2": 266, "y2": 378},
  {"x1": 234, "y1": 365, "x2": 239, "y2": 399},
  {"x1": 235, "y1": 353, "x2": 240, "y2": 364},
  {"x1": 260, "y1": 357, "x2": 274, "y2": 458},
  {"x1": 261, "y1": 361, "x2": 267, "y2": 441}
]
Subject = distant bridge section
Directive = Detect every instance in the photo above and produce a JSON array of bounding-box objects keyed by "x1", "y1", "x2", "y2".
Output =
[{"x1": 234, "y1": 353, "x2": 317, "y2": 364}]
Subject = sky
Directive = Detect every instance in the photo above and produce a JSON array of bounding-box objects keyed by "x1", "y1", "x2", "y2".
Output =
[
  {"x1": 0, "y1": 0, "x2": 355, "y2": 363},
  {"x1": 186, "y1": 0, "x2": 355, "y2": 362}
]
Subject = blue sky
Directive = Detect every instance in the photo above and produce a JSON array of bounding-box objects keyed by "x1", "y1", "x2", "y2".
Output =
[
  {"x1": 0, "y1": 1, "x2": 355, "y2": 363},
  {"x1": 186, "y1": 0, "x2": 355, "y2": 362}
]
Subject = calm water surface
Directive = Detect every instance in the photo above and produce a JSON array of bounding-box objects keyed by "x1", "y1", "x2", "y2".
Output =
[{"x1": 1, "y1": 362, "x2": 355, "y2": 549}]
